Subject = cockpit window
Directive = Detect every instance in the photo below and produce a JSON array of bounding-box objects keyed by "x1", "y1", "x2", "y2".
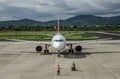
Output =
[{"x1": 54, "y1": 39, "x2": 64, "y2": 42}]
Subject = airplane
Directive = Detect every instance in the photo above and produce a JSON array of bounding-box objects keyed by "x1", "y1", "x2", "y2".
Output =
[{"x1": 36, "y1": 19, "x2": 82, "y2": 56}]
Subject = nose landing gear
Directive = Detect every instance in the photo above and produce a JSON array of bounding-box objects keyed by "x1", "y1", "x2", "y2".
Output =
[{"x1": 57, "y1": 50, "x2": 62, "y2": 57}]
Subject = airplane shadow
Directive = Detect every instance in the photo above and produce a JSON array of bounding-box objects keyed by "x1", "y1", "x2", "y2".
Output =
[
  {"x1": 21, "y1": 50, "x2": 120, "y2": 59},
  {"x1": 60, "y1": 50, "x2": 88, "y2": 59},
  {"x1": 21, "y1": 51, "x2": 88, "y2": 59},
  {"x1": 63, "y1": 54, "x2": 86, "y2": 59}
]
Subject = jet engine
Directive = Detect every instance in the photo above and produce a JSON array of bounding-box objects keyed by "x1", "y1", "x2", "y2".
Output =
[
  {"x1": 36, "y1": 46, "x2": 42, "y2": 52},
  {"x1": 75, "y1": 45, "x2": 82, "y2": 52}
]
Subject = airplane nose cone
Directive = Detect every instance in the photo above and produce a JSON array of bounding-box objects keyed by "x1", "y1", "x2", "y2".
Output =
[
  {"x1": 53, "y1": 43, "x2": 65, "y2": 51},
  {"x1": 53, "y1": 43, "x2": 61, "y2": 48}
]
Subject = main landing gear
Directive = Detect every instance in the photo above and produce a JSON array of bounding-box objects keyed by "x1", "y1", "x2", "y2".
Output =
[
  {"x1": 44, "y1": 44, "x2": 49, "y2": 54},
  {"x1": 68, "y1": 44, "x2": 74, "y2": 54}
]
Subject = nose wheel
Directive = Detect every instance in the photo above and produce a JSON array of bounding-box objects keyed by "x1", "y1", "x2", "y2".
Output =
[
  {"x1": 57, "y1": 51, "x2": 61, "y2": 57},
  {"x1": 57, "y1": 54, "x2": 61, "y2": 57}
]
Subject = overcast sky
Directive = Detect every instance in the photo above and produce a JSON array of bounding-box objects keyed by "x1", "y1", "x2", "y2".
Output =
[{"x1": 0, "y1": 0, "x2": 120, "y2": 21}]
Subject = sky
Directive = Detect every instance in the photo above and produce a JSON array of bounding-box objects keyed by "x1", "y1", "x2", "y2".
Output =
[{"x1": 0, "y1": 0, "x2": 120, "y2": 21}]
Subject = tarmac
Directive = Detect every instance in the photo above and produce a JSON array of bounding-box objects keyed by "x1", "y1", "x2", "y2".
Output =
[{"x1": 0, "y1": 40, "x2": 120, "y2": 79}]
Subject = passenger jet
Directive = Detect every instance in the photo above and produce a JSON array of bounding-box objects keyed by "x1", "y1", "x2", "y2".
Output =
[{"x1": 36, "y1": 20, "x2": 82, "y2": 56}]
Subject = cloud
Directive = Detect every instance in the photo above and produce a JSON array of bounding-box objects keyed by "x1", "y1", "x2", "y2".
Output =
[{"x1": 0, "y1": 0, "x2": 120, "y2": 21}]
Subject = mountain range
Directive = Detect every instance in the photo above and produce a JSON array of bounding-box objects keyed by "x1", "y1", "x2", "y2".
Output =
[{"x1": 0, "y1": 15, "x2": 120, "y2": 27}]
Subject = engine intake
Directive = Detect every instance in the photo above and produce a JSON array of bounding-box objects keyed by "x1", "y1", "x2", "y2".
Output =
[
  {"x1": 75, "y1": 45, "x2": 82, "y2": 52},
  {"x1": 36, "y1": 46, "x2": 42, "y2": 52}
]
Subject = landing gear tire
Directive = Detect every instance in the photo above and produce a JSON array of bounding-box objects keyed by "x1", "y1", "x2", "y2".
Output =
[
  {"x1": 57, "y1": 53, "x2": 61, "y2": 57},
  {"x1": 69, "y1": 49, "x2": 74, "y2": 54},
  {"x1": 46, "y1": 50, "x2": 49, "y2": 54},
  {"x1": 44, "y1": 49, "x2": 49, "y2": 54}
]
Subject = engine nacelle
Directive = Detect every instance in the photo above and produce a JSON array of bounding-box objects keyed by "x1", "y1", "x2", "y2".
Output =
[
  {"x1": 36, "y1": 46, "x2": 42, "y2": 52},
  {"x1": 75, "y1": 45, "x2": 82, "y2": 52}
]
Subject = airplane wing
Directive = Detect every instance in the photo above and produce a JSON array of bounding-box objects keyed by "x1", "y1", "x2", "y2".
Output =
[
  {"x1": 5, "y1": 38, "x2": 52, "y2": 45},
  {"x1": 66, "y1": 37, "x2": 114, "y2": 45},
  {"x1": 66, "y1": 41, "x2": 80, "y2": 46},
  {"x1": 5, "y1": 38, "x2": 53, "y2": 53},
  {"x1": 66, "y1": 40, "x2": 97, "y2": 45}
]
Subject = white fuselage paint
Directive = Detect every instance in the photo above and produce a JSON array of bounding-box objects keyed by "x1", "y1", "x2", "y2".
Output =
[{"x1": 52, "y1": 33, "x2": 66, "y2": 51}]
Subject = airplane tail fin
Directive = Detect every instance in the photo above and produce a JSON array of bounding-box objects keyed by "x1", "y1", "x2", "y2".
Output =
[{"x1": 57, "y1": 19, "x2": 60, "y2": 33}]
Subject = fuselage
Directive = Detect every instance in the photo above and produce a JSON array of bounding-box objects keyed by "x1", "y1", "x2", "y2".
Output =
[{"x1": 52, "y1": 33, "x2": 66, "y2": 51}]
